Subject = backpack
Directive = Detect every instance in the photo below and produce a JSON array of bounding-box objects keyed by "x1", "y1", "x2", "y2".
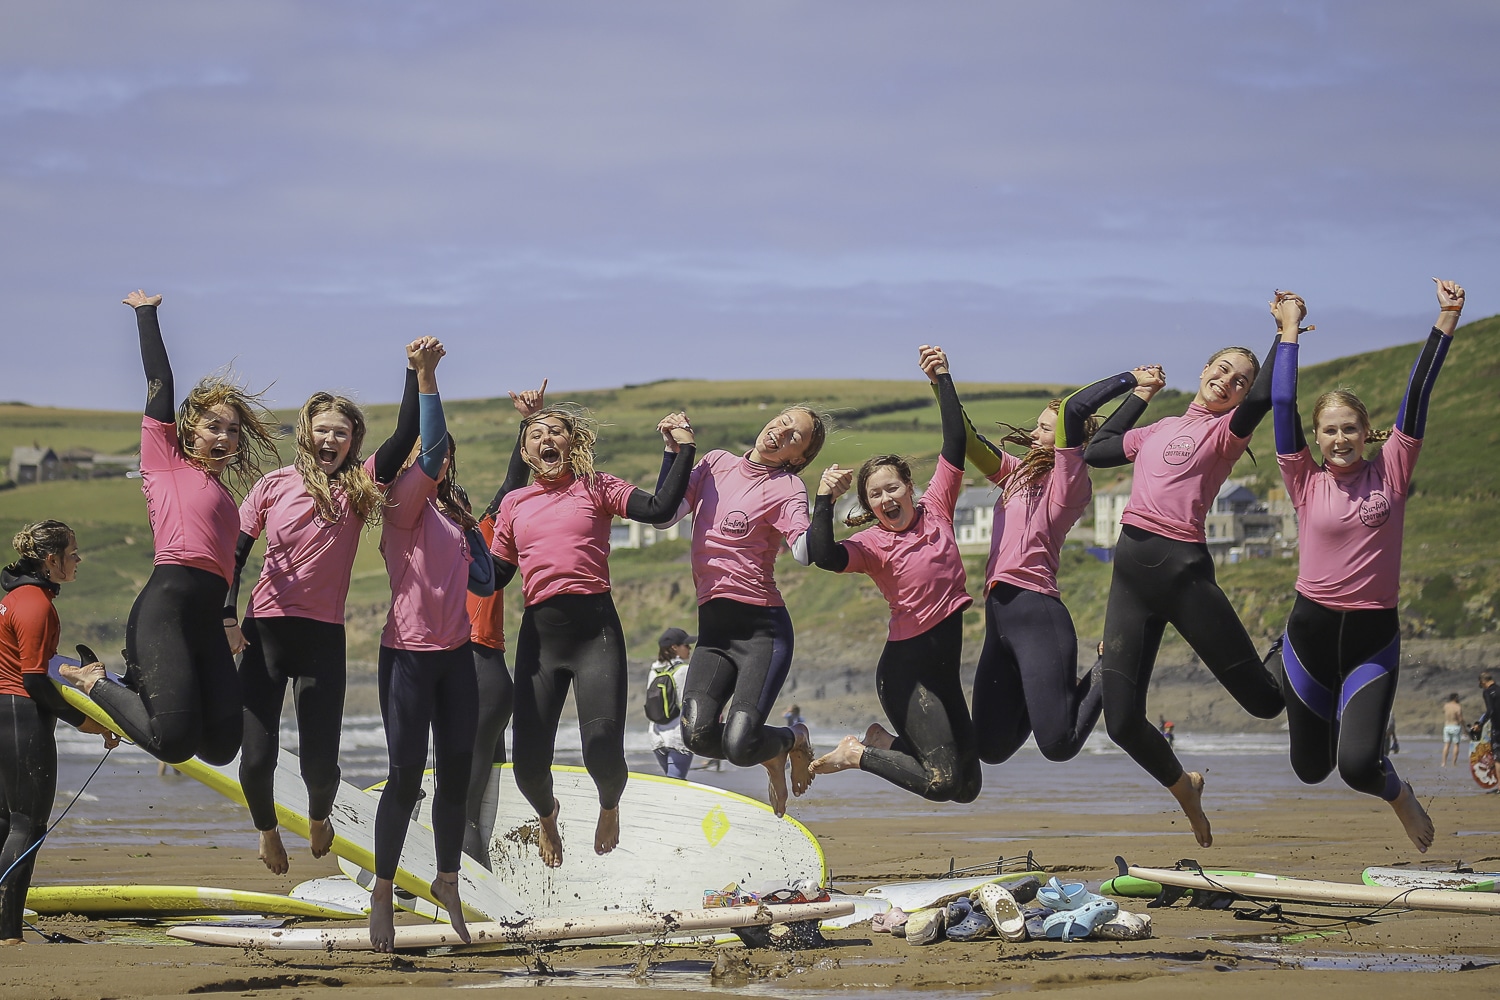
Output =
[{"x1": 645, "y1": 662, "x2": 681, "y2": 724}]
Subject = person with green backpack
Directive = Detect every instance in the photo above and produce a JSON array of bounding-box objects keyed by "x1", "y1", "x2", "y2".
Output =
[{"x1": 646, "y1": 628, "x2": 694, "y2": 778}]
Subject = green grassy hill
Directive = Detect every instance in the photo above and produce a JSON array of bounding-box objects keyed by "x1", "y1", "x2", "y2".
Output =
[{"x1": 2, "y1": 317, "x2": 1496, "y2": 682}]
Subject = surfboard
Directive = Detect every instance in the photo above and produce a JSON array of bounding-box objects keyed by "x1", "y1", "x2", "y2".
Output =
[
  {"x1": 864, "y1": 871, "x2": 1048, "y2": 911},
  {"x1": 1126, "y1": 865, "x2": 1500, "y2": 915},
  {"x1": 1101, "y1": 871, "x2": 1280, "y2": 899},
  {"x1": 1362, "y1": 867, "x2": 1500, "y2": 893},
  {"x1": 166, "y1": 899, "x2": 855, "y2": 952},
  {"x1": 1471, "y1": 741, "x2": 1497, "y2": 789},
  {"x1": 47, "y1": 656, "x2": 528, "y2": 924},
  {"x1": 24, "y1": 884, "x2": 363, "y2": 919},
  {"x1": 291, "y1": 877, "x2": 373, "y2": 915},
  {"x1": 821, "y1": 894, "x2": 890, "y2": 928},
  {"x1": 359, "y1": 764, "x2": 826, "y2": 921}
]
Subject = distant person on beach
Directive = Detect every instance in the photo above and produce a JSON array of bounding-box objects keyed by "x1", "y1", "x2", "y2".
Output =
[
  {"x1": 782, "y1": 704, "x2": 804, "y2": 730},
  {"x1": 1271, "y1": 281, "x2": 1465, "y2": 853},
  {"x1": 1084, "y1": 299, "x2": 1287, "y2": 848},
  {"x1": 1161, "y1": 720, "x2": 1175, "y2": 746},
  {"x1": 0, "y1": 521, "x2": 119, "y2": 945},
  {"x1": 1472, "y1": 673, "x2": 1499, "y2": 745},
  {"x1": 490, "y1": 383, "x2": 695, "y2": 868},
  {"x1": 1442, "y1": 694, "x2": 1466, "y2": 766},
  {"x1": 647, "y1": 628, "x2": 695, "y2": 779},
  {"x1": 804, "y1": 345, "x2": 980, "y2": 802},
  {"x1": 229, "y1": 341, "x2": 428, "y2": 876},
  {"x1": 59, "y1": 292, "x2": 278, "y2": 766},
  {"x1": 945, "y1": 350, "x2": 1163, "y2": 770},
  {"x1": 652, "y1": 403, "x2": 825, "y2": 817},
  {"x1": 369, "y1": 338, "x2": 495, "y2": 950}
]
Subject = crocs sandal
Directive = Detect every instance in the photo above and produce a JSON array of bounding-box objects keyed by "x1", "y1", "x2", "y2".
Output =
[
  {"x1": 977, "y1": 883, "x2": 1028, "y2": 943},
  {"x1": 1092, "y1": 908, "x2": 1153, "y2": 941},
  {"x1": 945, "y1": 906, "x2": 994, "y2": 942},
  {"x1": 944, "y1": 896, "x2": 972, "y2": 925},
  {"x1": 1004, "y1": 876, "x2": 1042, "y2": 905},
  {"x1": 904, "y1": 907, "x2": 947, "y2": 946},
  {"x1": 871, "y1": 906, "x2": 908, "y2": 934},
  {"x1": 1036, "y1": 877, "x2": 1089, "y2": 911},
  {"x1": 1042, "y1": 897, "x2": 1118, "y2": 942}
]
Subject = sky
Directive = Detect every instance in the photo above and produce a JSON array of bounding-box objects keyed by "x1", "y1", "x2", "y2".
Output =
[{"x1": 3, "y1": 1, "x2": 1498, "y2": 410}]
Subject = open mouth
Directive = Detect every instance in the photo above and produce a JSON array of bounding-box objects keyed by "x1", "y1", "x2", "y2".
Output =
[
  {"x1": 210, "y1": 445, "x2": 230, "y2": 460},
  {"x1": 317, "y1": 446, "x2": 339, "y2": 465},
  {"x1": 539, "y1": 445, "x2": 560, "y2": 464},
  {"x1": 881, "y1": 501, "x2": 902, "y2": 520}
]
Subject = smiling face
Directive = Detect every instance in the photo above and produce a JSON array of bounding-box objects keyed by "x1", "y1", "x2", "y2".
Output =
[
  {"x1": 41, "y1": 532, "x2": 80, "y2": 584},
  {"x1": 1314, "y1": 403, "x2": 1370, "y2": 470},
  {"x1": 1195, "y1": 351, "x2": 1258, "y2": 413},
  {"x1": 1030, "y1": 406, "x2": 1058, "y2": 450},
  {"x1": 524, "y1": 414, "x2": 575, "y2": 480},
  {"x1": 190, "y1": 403, "x2": 242, "y2": 474},
  {"x1": 863, "y1": 464, "x2": 916, "y2": 532},
  {"x1": 308, "y1": 411, "x2": 355, "y2": 475},
  {"x1": 751, "y1": 408, "x2": 818, "y2": 470}
]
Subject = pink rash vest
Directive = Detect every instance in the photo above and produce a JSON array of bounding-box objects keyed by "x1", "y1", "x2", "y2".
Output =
[
  {"x1": 841, "y1": 456, "x2": 972, "y2": 641},
  {"x1": 140, "y1": 415, "x2": 240, "y2": 583},
  {"x1": 986, "y1": 446, "x2": 1093, "y2": 598},
  {"x1": 238, "y1": 456, "x2": 380, "y2": 624},
  {"x1": 490, "y1": 472, "x2": 637, "y2": 608},
  {"x1": 379, "y1": 462, "x2": 475, "y2": 651},
  {"x1": 1278, "y1": 430, "x2": 1420, "y2": 611},
  {"x1": 1120, "y1": 404, "x2": 1248, "y2": 543}
]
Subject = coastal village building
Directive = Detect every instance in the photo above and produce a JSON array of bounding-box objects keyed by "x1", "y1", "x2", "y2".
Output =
[
  {"x1": 1093, "y1": 475, "x2": 1297, "y2": 563},
  {"x1": 7, "y1": 445, "x2": 139, "y2": 485}
]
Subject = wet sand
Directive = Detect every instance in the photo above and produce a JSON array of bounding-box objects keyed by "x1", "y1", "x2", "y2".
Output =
[{"x1": 5, "y1": 739, "x2": 1500, "y2": 998}]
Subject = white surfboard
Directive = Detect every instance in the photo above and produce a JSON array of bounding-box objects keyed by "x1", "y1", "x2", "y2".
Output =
[
  {"x1": 1363, "y1": 867, "x2": 1500, "y2": 893},
  {"x1": 864, "y1": 870, "x2": 1048, "y2": 911},
  {"x1": 362, "y1": 764, "x2": 827, "y2": 921},
  {"x1": 167, "y1": 900, "x2": 855, "y2": 952},
  {"x1": 24, "y1": 884, "x2": 363, "y2": 919},
  {"x1": 1128, "y1": 865, "x2": 1500, "y2": 915},
  {"x1": 47, "y1": 656, "x2": 527, "y2": 924},
  {"x1": 291, "y1": 877, "x2": 373, "y2": 915}
]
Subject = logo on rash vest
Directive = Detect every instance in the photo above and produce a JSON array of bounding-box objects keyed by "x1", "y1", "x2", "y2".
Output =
[
  {"x1": 1359, "y1": 491, "x2": 1391, "y2": 527},
  {"x1": 1162, "y1": 435, "x2": 1196, "y2": 466},
  {"x1": 720, "y1": 510, "x2": 751, "y2": 538}
]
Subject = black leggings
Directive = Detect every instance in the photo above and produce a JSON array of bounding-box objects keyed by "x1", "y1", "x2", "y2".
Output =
[
  {"x1": 237, "y1": 616, "x2": 346, "y2": 831},
  {"x1": 374, "y1": 645, "x2": 476, "y2": 880},
  {"x1": 463, "y1": 641, "x2": 513, "y2": 867},
  {"x1": 1101, "y1": 526, "x2": 1284, "y2": 786},
  {"x1": 972, "y1": 582, "x2": 1101, "y2": 764},
  {"x1": 860, "y1": 610, "x2": 981, "y2": 802},
  {"x1": 681, "y1": 599, "x2": 796, "y2": 768},
  {"x1": 511, "y1": 593, "x2": 628, "y2": 818},
  {"x1": 92, "y1": 564, "x2": 242, "y2": 765},
  {"x1": 0, "y1": 696, "x2": 56, "y2": 940},
  {"x1": 1282, "y1": 595, "x2": 1402, "y2": 801}
]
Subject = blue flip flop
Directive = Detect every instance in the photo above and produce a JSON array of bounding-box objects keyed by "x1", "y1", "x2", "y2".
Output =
[
  {"x1": 1036, "y1": 877, "x2": 1089, "y2": 911},
  {"x1": 1043, "y1": 897, "x2": 1119, "y2": 942}
]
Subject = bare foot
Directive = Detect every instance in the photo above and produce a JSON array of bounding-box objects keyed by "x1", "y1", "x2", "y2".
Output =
[
  {"x1": 369, "y1": 878, "x2": 395, "y2": 953},
  {"x1": 258, "y1": 828, "x2": 289, "y2": 874},
  {"x1": 308, "y1": 816, "x2": 335, "y2": 859},
  {"x1": 595, "y1": 806, "x2": 620, "y2": 856},
  {"x1": 810, "y1": 734, "x2": 866, "y2": 775},
  {"x1": 537, "y1": 800, "x2": 564, "y2": 868},
  {"x1": 0, "y1": 938, "x2": 22, "y2": 946},
  {"x1": 789, "y1": 723, "x2": 814, "y2": 797},
  {"x1": 762, "y1": 753, "x2": 790, "y2": 817},
  {"x1": 863, "y1": 723, "x2": 896, "y2": 750},
  {"x1": 1168, "y1": 771, "x2": 1212, "y2": 848},
  {"x1": 430, "y1": 873, "x2": 470, "y2": 944},
  {"x1": 57, "y1": 660, "x2": 105, "y2": 695},
  {"x1": 1391, "y1": 782, "x2": 1435, "y2": 853}
]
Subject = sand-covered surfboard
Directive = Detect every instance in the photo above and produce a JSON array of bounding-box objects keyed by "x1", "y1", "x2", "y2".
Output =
[
  {"x1": 1127, "y1": 865, "x2": 1500, "y2": 914},
  {"x1": 1362, "y1": 867, "x2": 1500, "y2": 893},
  {"x1": 24, "y1": 883, "x2": 363, "y2": 919}
]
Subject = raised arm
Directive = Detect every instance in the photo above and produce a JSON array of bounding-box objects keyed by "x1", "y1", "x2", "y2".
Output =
[
  {"x1": 1396, "y1": 279, "x2": 1463, "y2": 439},
  {"x1": 126, "y1": 291, "x2": 173, "y2": 423},
  {"x1": 808, "y1": 465, "x2": 854, "y2": 572},
  {"x1": 1059, "y1": 368, "x2": 1157, "y2": 449},
  {"x1": 1083, "y1": 371, "x2": 1164, "y2": 467},
  {"x1": 483, "y1": 379, "x2": 548, "y2": 518},
  {"x1": 924, "y1": 358, "x2": 1004, "y2": 476},
  {"x1": 1228, "y1": 335, "x2": 1284, "y2": 439},
  {"x1": 410, "y1": 340, "x2": 447, "y2": 480},
  {"x1": 626, "y1": 411, "x2": 696, "y2": 522},
  {"x1": 372, "y1": 343, "x2": 429, "y2": 485},
  {"x1": 918, "y1": 345, "x2": 968, "y2": 470},
  {"x1": 1270, "y1": 292, "x2": 1309, "y2": 455}
]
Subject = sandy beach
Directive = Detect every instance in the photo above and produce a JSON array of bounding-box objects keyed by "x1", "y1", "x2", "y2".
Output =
[{"x1": 2, "y1": 730, "x2": 1498, "y2": 999}]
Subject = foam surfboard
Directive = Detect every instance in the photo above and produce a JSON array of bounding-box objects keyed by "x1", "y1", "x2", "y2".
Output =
[
  {"x1": 291, "y1": 877, "x2": 373, "y2": 915},
  {"x1": 1126, "y1": 865, "x2": 1500, "y2": 915},
  {"x1": 356, "y1": 764, "x2": 827, "y2": 922},
  {"x1": 1101, "y1": 870, "x2": 1280, "y2": 899},
  {"x1": 864, "y1": 871, "x2": 1048, "y2": 911},
  {"x1": 1362, "y1": 867, "x2": 1500, "y2": 893},
  {"x1": 24, "y1": 884, "x2": 363, "y2": 919},
  {"x1": 47, "y1": 657, "x2": 528, "y2": 924},
  {"x1": 167, "y1": 899, "x2": 855, "y2": 951}
]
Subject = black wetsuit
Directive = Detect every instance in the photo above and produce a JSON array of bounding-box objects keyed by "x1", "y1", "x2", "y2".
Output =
[{"x1": 1084, "y1": 340, "x2": 1285, "y2": 787}]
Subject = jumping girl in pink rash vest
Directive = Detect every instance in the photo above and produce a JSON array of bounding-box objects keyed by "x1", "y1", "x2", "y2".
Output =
[
  {"x1": 653, "y1": 404, "x2": 827, "y2": 816},
  {"x1": 226, "y1": 340, "x2": 432, "y2": 876},
  {"x1": 368, "y1": 339, "x2": 498, "y2": 952},
  {"x1": 1084, "y1": 311, "x2": 1287, "y2": 848},
  {"x1": 1272, "y1": 280, "x2": 1465, "y2": 854},
  {"x1": 489, "y1": 384, "x2": 696, "y2": 869},
  {"x1": 59, "y1": 292, "x2": 279, "y2": 766},
  {"x1": 948, "y1": 359, "x2": 1167, "y2": 768},
  {"x1": 802, "y1": 346, "x2": 980, "y2": 801}
]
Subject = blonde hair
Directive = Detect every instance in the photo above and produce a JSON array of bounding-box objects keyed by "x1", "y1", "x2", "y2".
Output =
[
  {"x1": 295, "y1": 393, "x2": 385, "y2": 526},
  {"x1": 844, "y1": 455, "x2": 912, "y2": 528},
  {"x1": 9, "y1": 519, "x2": 73, "y2": 577},
  {"x1": 1205, "y1": 346, "x2": 1261, "y2": 381},
  {"x1": 1312, "y1": 389, "x2": 1392, "y2": 448},
  {"x1": 521, "y1": 406, "x2": 599, "y2": 484},
  {"x1": 994, "y1": 399, "x2": 1105, "y2": 503},
  {"x1": 175, "y1": 371, "x2": 281, "y2": 492}
]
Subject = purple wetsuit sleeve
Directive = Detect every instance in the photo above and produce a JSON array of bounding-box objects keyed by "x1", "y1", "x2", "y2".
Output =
[{"x1": 1272, "y1": 341, "x2": 1306, "y2": 455}]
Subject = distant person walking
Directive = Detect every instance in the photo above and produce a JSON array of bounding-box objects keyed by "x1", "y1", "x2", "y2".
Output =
[
  {"x1": 647, "y1": 629, "x2": 695, "y2": 779},
  {"x1": 1472, "y1": 673, "x2": 1499, "y2": 745},
  {"x1": 1442, "y1": 694, "x2": 1467, "y2": 767}
]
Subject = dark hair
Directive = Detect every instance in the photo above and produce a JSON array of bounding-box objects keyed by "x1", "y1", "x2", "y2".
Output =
[
  {"x1": 1482, "y1": 672, "x2": 1494, "y2": 684},
  {"x1": 658, "y1": 643, "x2": 677, "y2": 662},
  {"x1": 434, "y1": 435, "x2": 477, "y2": 532},
  {"x1": 844, "y1": 455, "x2": 913, "y2": 527},
  {"x1": 8, "y1": 520, "x2": 73, "y2": 578},
  {"x1": 770, "y1": 406, "x2": 829, "y2": 475},
  {"x1": 1449, "y1": 692, "x2": 1462, "y2": 702}
]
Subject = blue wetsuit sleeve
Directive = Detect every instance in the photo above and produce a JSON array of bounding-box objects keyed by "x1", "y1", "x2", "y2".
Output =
[
  {"x1": 1059, "y1": 372, "x2": 1137, "y2": 449},
  {"x1": 136, "y1": 305, "x2": 175, "y2": 424},
  {"x1": 1395, "y1": 328, "x2": 1452, "y2": 440},
  {"x1": 808, "y1": 495, "x2": 850, "y2": 572},
  {"x1": 465, "y1": 526, "x2": 496, "y2": 597},
  {"x1": 415, "y1": 392, "x2": 447, "y2": 480},
  {"x1": 1272, "y1": 341, "x2": 1306, "y2": 454}
]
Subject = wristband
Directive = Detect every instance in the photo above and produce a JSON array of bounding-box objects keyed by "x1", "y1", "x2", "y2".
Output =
[{"x1": 1441, "y1": 305, "x2": 1463, "y2": 312}]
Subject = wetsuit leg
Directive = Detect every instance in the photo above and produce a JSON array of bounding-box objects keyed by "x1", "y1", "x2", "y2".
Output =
[
  {"x1": 429, "y1": 648, "x2": 478, "y2": 874},
  {"x1": 1100, "y1": 528, "x2": 1176, "y2": 785},
  {"x1": 563, "y1": 597, "x2": 629, "y2": 811},
  {"x1": 1336, "y1": 624, "x2": 1402, "y2": 801},
  {"x1": 970, "y1": 586, "x2": 1031, "y2": 765},
  {"x1": 91, "y1": 565, "x2": 243, "y2": 765},
  {"x1": 373, "y1": 646, "x2": 435, "y2": 881},
  {"x1": 463, "y1": 642, "x2": 513, "y2": 866},
  {"x1": 1282, "y1": 597, "x2": 1338, "y2": 785},
  {"x1": 0, "y1": 696, "x2": 55, "y2": 941},
  {"x1": 860, "y1": 611, "x2": 981, "y2": 802},
  {"x1": 509, "y1": 607, "x2": 564, "y2": 818},
  {"x1": 992, "y1": 584, "x2": 1101, "y2": 762},
  {"x1": 682, "y1": 599, "x2": 796, "y2": 768},
  {"x1": 238, "y1": 616, "x2": 346, "y2": 829}
]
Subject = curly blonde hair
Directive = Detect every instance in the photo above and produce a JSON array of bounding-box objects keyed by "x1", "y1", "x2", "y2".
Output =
[
  {"x1": 993, "y1": 399, "x2": 1105, "y2": 503},
  {"x1": 294, "y1": 393, "x2": 385, "y2": 527},
  {"x1": 175, "y1": 372, "x2": 281, "y2": 492},
  {"x1": 521, "y1": 406, "x2": 599, "y2": 484}
]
